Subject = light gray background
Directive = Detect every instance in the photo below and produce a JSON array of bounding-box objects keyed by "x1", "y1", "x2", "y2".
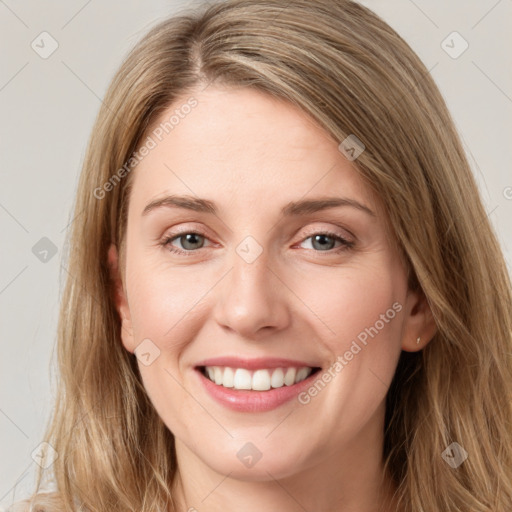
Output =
[{"x1": 1, "y1": 0, "x2": 511, "y2": 508}]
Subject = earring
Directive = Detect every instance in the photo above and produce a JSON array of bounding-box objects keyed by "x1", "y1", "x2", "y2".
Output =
[{"x1": 416, "y1": 337, "x2": 421, "y2": 345}]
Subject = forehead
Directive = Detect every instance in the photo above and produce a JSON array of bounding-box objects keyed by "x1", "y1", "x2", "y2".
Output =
[{"x1": 129, "y1": 86, "x2": 380, "y2": 217}]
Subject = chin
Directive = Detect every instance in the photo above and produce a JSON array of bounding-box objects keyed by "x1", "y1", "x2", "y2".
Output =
[{"x1": 195, "y1": 441, "x2": 312, "y2": 482}]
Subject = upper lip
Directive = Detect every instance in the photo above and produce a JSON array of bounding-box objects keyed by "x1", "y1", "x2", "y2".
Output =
[{"x1": 195, "y1": 357, "x2": 321, "y2": 370}]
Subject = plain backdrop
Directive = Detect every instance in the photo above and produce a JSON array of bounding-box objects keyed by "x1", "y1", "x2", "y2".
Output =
[{"x1": 1, "y1": 0, "x2": 511, "y2": 508}]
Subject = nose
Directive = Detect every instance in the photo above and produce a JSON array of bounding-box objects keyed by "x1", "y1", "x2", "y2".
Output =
[{"x1": 212, "y1": 249, "x2": 291, "y2": 339}]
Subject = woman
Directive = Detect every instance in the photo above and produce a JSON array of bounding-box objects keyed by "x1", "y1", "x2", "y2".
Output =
[{"x1": 11, "y1": 0, "x2": 512, "y2": 510}]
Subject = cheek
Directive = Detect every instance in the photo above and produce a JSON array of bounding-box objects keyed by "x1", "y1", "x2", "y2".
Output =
[
  {"x1": 295, "y1": 261, "x2": 403, "y2": 350},
  {"x1": 125, "y1": 255, "x2": 215, "y2": 348},
  {"x1": 291, "y1": 257, "x2": 406, "y2": 418},
  {"x1": 291, "y1": 264, "x2": 405, "y2": 435},
  {"x1": 123, "y1": 257, "x2": 217, "y2": 432},
  {"x1": 124, "y1": 260, "x2": 212, "y2": 436}
]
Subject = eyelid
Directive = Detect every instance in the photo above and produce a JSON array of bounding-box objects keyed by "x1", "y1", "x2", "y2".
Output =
[
  {"x1": 161, "y1": 225, "x2": 355, "y2": 258},
  {"x1": 297, "y1": 223, "x2": 355, "y2": 243},
  {"x1": 164, "y1": 224, "x2": 209, "y2": 237},
  {"x1": 161, "y1": 223, "x2": 354, "y2": 245}
]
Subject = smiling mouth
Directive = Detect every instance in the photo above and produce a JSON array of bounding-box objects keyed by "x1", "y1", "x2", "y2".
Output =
[{"x1": 198, "y1": 366, "x2": 322, "y2": 391}]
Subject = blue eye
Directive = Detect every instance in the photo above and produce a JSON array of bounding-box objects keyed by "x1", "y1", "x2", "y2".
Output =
[
  {"x1": 162, "y1": 232, "x2": 208, "y2": 254},
  {"x1": 161, "y1": 230, "x2": 354, "y2": 256},
  {"x1": 299, "y1": 232, "x2": 354, "y2": 252}
]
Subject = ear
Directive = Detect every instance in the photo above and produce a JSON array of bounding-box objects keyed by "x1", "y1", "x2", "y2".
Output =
[
  {"x1": 108, "y1": 243, "x2": 135, "y2": 354},
  {"x1": 400, "y1": 286, "x2": 437, "y2": 352}
]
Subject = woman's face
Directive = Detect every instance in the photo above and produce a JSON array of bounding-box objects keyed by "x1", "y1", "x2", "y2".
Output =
[{"x1": 110, "y1": 85, "x2": 429, "y2": 482}]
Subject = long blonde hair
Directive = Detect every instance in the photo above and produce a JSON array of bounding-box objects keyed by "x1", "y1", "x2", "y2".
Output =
[{"x1": 18, "y1": 0, "x2": 512, "y2": 510}]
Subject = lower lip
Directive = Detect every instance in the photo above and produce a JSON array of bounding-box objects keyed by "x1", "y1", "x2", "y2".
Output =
[{"x1": 195, "y1": 368, "x2": 320, "y2": 412}]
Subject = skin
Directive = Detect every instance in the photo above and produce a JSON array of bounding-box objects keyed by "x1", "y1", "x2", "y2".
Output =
[{"x1": 109, "y1": 85, "x2": 437, "y2": 512}]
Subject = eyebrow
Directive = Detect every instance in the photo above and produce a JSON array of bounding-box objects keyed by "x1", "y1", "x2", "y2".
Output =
[{"x1": 142, "y1": 194, "x2": 375, "y2": 218}]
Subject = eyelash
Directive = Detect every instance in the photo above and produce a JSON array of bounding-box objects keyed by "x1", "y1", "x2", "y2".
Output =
[{"x1": 160, "y1": 229, "x2": 355, "y2": 256}]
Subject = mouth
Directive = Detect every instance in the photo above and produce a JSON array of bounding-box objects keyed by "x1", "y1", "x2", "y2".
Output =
[
  {"x1": 198, "y1": 365, "x2": 322, "y2": 391},
  {"x1": 193, "y1": 358, "x2": 322, "y2": 412}
]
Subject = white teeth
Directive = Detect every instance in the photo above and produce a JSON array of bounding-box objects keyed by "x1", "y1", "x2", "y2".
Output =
[
  {"x1": 233, "y1": 368, "x2": 252, "y2": 389},
  {"x1": 203, "y1": 366, "x2": 314, "y2": 390},
  {"x1": 270, "y1": 368, "x2": 285, "y2": 388},
  {"x1": 223, "y1": 367, "x2": 234, "y2": 388},
  {"x1": 214, "y1": 367, "x2": 223, "y2": 385},
  {"x1": 295, "y1": 367, "x2": 310, "y2": 383},
  {"x1": 252, "y1": 369, "x2": 271, "y2": 391},
  {"x1": 284, "y1": 367, "x2": 296, "y2": 386}
]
